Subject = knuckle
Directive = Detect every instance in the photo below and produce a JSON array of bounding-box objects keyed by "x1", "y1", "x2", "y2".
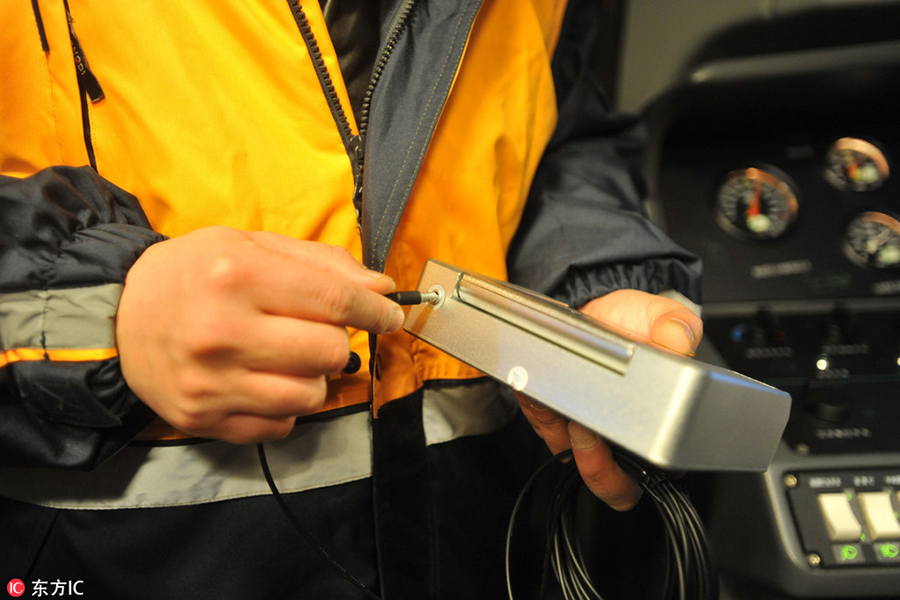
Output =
[
  {"x1": 295, "y1": 377, "x2": 328, "y2": 414},
  {"x1": 178, "y1": 313, "x2": 240, "y2": 359},
  {"x1": 316, "y1": 283, "x2": 356, "y2": 322},
  {"x1": 268, "y1": 377, "x2": 327, "y2": 415},
  {"x1": 168, "y1": 403, "x2": 212, "y2": 435},
  {"x1": 581, "y1": 465, "x2": 614, "y2": 487},
  {"x1": 180, "y1": 324, "x2": 223, "y2": 357},
  {"x1": 265, "y1": 420, "x2": 297, "y2": 441},
  {"x1": 199, "y1": 252, "x2": 253, "y2": 293},
  {"x1": 173, "y1": 367, "x2": 219, "y2": 405},
  {"x1": 531, "y1": 409, "x2": 563, "y2": 427},
  {"x1": 319, "y1": 331, "x2": 351, "y2": 372},
  {"x1": 326, "y1": 244, "x2": 355, "y2": 264}
]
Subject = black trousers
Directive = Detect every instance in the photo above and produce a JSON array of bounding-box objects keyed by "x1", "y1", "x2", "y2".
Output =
[{"x1": 1, "y1": 398, "x2": 553, "y2": 600}]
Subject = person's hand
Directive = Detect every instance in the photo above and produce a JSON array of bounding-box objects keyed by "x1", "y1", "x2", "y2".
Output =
[
  {"x1": 116, "y1": 226, "x2": 404, "y2": 443},
  {"x1": 517, "y1": 289, "x2": 703, "y2": 510}
]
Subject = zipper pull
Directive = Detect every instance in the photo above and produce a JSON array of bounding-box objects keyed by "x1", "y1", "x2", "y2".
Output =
[
  {"x1": 64, "y1": 2, "x2": 104, "y2": 103},
  {"x1": 350, "y1": 134, "x2": 365, "y2": 222}
]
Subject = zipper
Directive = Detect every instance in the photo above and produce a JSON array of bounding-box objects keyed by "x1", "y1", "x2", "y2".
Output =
[
  {"x1": 63, "y1": 0, "x2": 104, "y2": 170},
  {"x1": 31, "y1": 0, "x2": 49, "y2": 52},
  {"x1": 287, "y1": 1, "x2": 416, "y2": 222},
  {"x1": 357, "y1": 1, "x2": 415, "y2": 139}
]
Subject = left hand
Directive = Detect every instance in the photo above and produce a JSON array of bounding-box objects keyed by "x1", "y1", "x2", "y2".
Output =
[{"x1": 517, "y1": 289, "x2": 703, "y2": 510}]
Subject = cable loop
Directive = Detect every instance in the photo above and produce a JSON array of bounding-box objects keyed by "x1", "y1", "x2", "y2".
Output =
[{"x1": 506, "y1": 447, "x2": 719, "y2": 600}]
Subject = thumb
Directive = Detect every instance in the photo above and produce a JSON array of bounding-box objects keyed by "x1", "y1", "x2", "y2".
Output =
[{"x1": 650, "y1": 309, "x2": 702, "y2": 356}]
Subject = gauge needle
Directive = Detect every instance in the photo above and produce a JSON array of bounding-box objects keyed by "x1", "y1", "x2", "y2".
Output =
[
  {"x1": 747, "y1": 181, "x2": 761, "y2": 218},
  {"x1": 867, "y1": 228, "x2": 892, "y2": 254}
]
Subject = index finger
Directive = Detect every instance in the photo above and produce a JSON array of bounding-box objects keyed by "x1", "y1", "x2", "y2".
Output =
[
  {"x1": 248, "y1": 232, "x2": 394, "y2": 290},
  {"x1": 217, "y1": 239, "x2": 404, "y2": 333},
  {"x1": 261, "y1": 256, "x2": 404, "y2": 333}
]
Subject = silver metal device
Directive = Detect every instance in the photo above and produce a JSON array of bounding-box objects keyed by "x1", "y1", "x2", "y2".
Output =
[{"x1": 403, "y1": 259, "x2": 792, "y2": 471}]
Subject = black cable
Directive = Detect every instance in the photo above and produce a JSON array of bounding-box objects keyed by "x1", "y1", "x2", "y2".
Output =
[
  {"x1": 261, "y1": 431, "x2": 716, "y2": 600},
  {"x1": 506, "y1": 448, "x2": 719, "y2": 600},
  {"x1": 506, "y1": 449, "x2": 571, "y2": 599},
  {"x1": 257, "y1": 443, "x2": 382, "y2": 600}
]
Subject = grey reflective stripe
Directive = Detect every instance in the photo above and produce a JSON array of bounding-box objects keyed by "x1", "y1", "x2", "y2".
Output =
[
  {"x1": 0, "y1": 381, "x2": 517, "y2": 509},
  {"x1": 0, "y1": 410, "x2": 374, "y2": 510},
  {"x1": 0, "y1": 284, "x2": 121, "y2": 350},
  {"x1": 423, "y1": 380, "x2": 518, "y2": 446}
]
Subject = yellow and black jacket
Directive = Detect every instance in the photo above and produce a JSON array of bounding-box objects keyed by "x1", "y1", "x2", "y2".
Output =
[
  {"x1": 1, "y1": 0, "x2": 701, "y2": 462},
  {"x1": 0, "y1": 1, "x2": 699, "y2": 595},
  {"x1": 0, "y1": 0, "x2": 699, "y2": 470}
]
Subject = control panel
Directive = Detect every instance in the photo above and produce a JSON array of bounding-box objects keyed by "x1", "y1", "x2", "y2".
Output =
[
  {"x1": 704, "y1": 305, "x2": 900, "y2": 457},
  {"x1": 788, "y1": 469, "x2": 900, "y2": 568},
  {"x1": 644, "y1": 33, "x2": 900, "y2": 599}
]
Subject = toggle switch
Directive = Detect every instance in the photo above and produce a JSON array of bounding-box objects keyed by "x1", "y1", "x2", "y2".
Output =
[
  {"x1": 738, "y1": 307, "x2": 788, "y2": 348},
  {"x1": 858, "y1": 492, "x2": 900, "y2": 540},
  {"x1": 818, "y1": 493, "x2": 863, "y2": 542}
]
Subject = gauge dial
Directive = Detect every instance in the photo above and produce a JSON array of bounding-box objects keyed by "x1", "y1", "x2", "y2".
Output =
[
  {"x1": 844, "y1": 211, "x2": 900, "y2": 269},
  {"x1": 825, "y1": 137, "x2": 890, "y2": 192},
  {"x1": 715, "y1": 168, "x2": 799, "y2": 240}
]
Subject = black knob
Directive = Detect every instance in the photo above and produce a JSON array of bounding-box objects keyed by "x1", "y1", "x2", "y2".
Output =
[
  {"x1": 343, "y1": 351, "x2": 362, "y2": 374},
  {"x1": 741, "y1": 307, "x2": 787, "y2": 347}
]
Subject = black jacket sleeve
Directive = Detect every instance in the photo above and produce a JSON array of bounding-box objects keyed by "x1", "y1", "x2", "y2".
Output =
[
  {"x1": 507, "y1": 0, "x2": 702, "y2": 308},
  {"x1": 0, "y1": 166, "x2": 166, "y2": 469}
]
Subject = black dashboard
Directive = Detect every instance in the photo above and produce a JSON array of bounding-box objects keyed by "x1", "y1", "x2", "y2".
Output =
[{"x1": 637, "y1": 3, "x2": 900, "y2": 597}]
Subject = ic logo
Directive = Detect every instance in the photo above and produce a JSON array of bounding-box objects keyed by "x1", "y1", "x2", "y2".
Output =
[{"x1": 6, "y1": 579, "x2": 25, "y2": 598}]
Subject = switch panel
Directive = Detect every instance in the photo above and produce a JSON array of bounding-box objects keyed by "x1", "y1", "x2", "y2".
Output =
[{"x1": 787, "y1": 469, "x2": 900, "y2": 568}]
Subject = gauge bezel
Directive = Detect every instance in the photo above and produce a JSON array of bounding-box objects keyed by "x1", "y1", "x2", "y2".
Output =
[
  {"x1": 843, "y1": 210, "x2": 900, "y2": 269},
  {"x1": 824, "y1": 137, "x2": 890, "y2": 192},
  {"x1": 714, "y1": 166, "x2": 800, "y2": 241}
]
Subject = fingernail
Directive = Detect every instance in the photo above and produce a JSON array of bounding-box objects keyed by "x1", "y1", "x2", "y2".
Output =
[
  {"x1": 528, "y1": 399, "x2": 549, "y2": 412},
  {"x1": 661, "y1": 318, "x2": 696, "y2": 352},
  {"x1": 568, "y1": 422, "x2": 598, "y2": 450}
]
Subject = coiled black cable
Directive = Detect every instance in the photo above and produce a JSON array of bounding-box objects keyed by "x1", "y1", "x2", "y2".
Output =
[
  {"x1": 262, "y1": 440, "x2": 716, "y2": 600},
  {"x1": 506, "y1": 449, "x2": 718, "y2": 600}
]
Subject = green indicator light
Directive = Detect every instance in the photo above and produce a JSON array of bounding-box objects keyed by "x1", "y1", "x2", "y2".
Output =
[
  {"x1": 881, "y1": 544, "x2": 899, "y2": 559},
  {"x1": 860, "y1": 533, "x2": 867, "y2": 542},
  {"x1": 841, "y1": 545, "x2": 859, "y2": 561}
]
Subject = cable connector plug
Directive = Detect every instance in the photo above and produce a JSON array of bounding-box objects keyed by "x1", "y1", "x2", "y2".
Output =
[{"x1": 385, "y1": 290, "x2": 442, "y2": 305}]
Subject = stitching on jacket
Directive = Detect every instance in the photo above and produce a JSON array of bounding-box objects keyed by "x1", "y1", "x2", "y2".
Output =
[
  {"x1": 31, "y1": 5, "x2": 67, "y2": 164},
  {"x1": 372, "y1": 2, "x2": 478, "y2": 256}
]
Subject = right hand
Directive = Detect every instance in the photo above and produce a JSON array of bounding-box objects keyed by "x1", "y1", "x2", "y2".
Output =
[
  {"x1": 115, "y1": 226, "x2": 404, "y2": 443},
  {"x1": 518, "y1": 289, "x2": 703, "y2": 511}
]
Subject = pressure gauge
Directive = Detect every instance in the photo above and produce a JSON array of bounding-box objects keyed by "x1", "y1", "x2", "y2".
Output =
[
  {"x1": 715, "y1": 168, "x2": 799, "y2": 240},
  {"x1": 825, "y1": 137, "x2": 890, "y2": 192},
  {"x1": 843, "y1": 211, "x2": 900, "y2": 269}
]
